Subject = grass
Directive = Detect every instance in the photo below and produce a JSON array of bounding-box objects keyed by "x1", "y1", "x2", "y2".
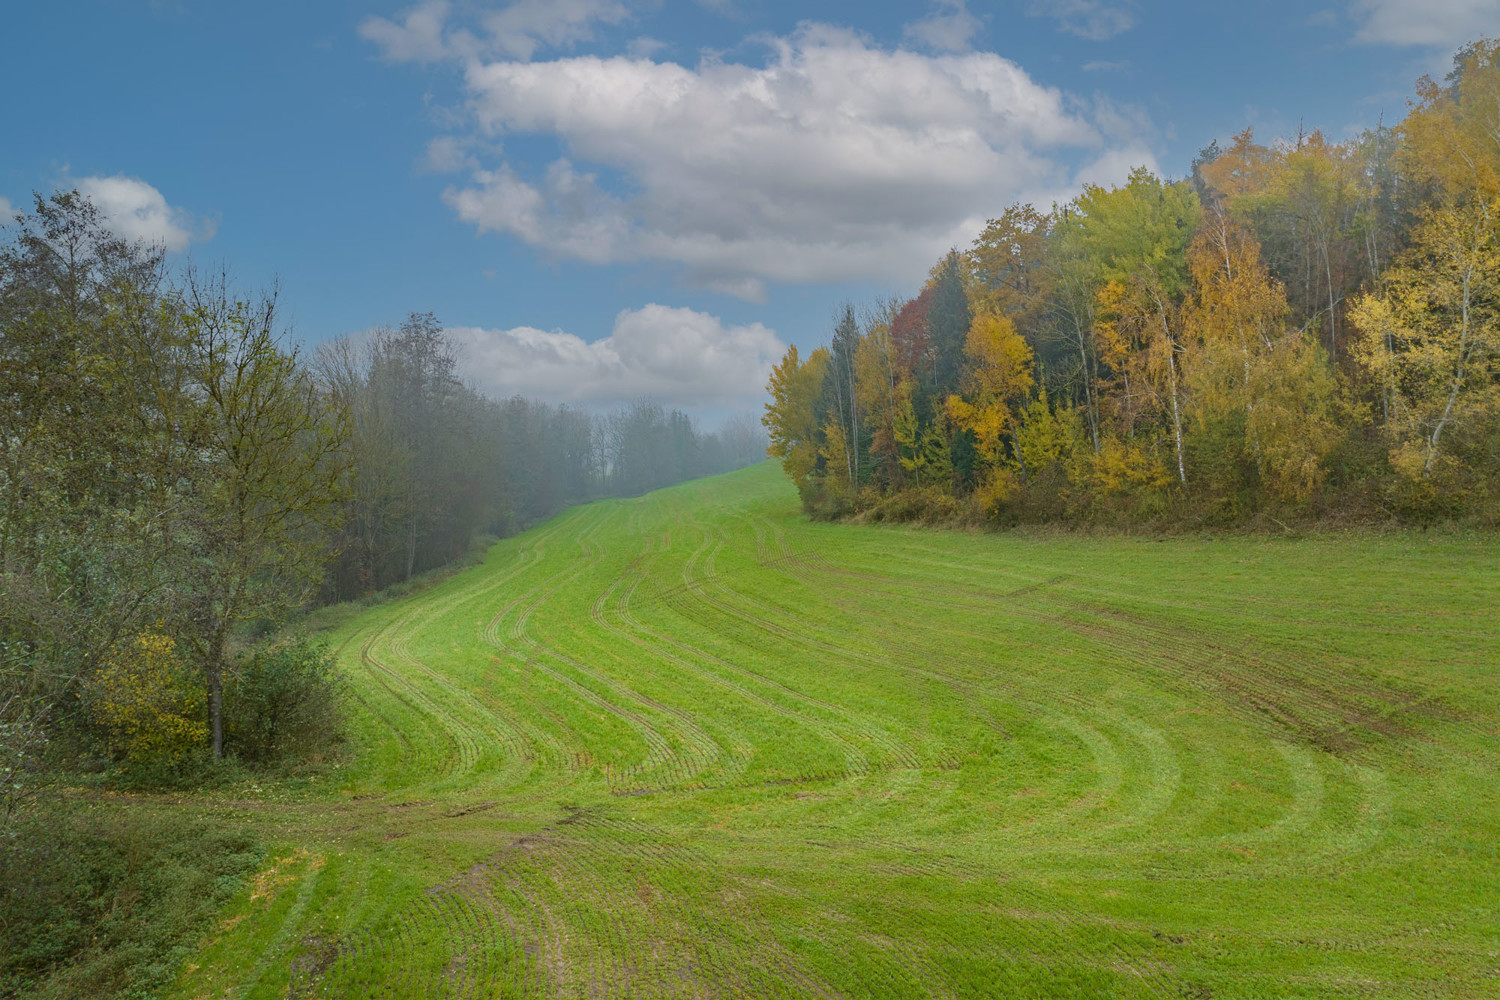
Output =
[{"x1": 164, "y1": 461, "x2": 1500, "y2": 998}]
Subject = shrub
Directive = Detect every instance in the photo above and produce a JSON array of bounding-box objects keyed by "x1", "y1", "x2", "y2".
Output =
[
  {"x1": 85, "y1": 632, "x2": 206, "y2": 769},
  {"x1": 0, "y1": 805, "x2": 260, "y2": 999},
  {"x1": 859, "y1": 486, "x2": 963, "y2": 525},
  {"x1": 224, "y1": 637, "x2": 344, "y2": 765}
]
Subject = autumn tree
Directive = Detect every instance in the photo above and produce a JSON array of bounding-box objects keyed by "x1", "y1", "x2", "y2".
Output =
[
  {"x1": 889, "y1": 287, "x2": 933, "y2": 380},
  {"x1": 1236, "y1": 132, "x2": 1365, "y2": 353},
  {"x1": 764, "y1": 345, "x2": 831, "y2": 503},
  {"x1": 762, "y1": 38, "x2": 1500, "y2": 524},
  {"x1": 1013, "y1": 387, "x2": 1085, "y2": 481},
  {"x1": 1184, "y1": 214, "x2": 1344, "y2": 500},
  {"x1": 1349, "y1": 199, "x2": 1500, "y2": 480},
  {"x1": 945, "y1": 313, "x2": 1035, "y2": 471},
  {"x1": 1349, "y1": 41, "x2": 1500, "y2": 484},
  {"x1": 969, "y1": 204, "x2": 1052, "y2": 329},
  {"x1": 852, "y1": 303, "x2": 906, "y2": 488},
  {"x1": 1197, "y1": 128, "x2": 1278, "y2": 207},
  {"x1": 1060, "y1": 169, "x2": 1202, "y2": 482},
  {"x1": 1399, "y1": 40, "x2": 1500, "y2": 206}
]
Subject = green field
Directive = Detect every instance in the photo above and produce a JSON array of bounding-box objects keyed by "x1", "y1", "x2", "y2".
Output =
[{"x1": 175, "y1": 462, "x2": 1500, "y2": 998}]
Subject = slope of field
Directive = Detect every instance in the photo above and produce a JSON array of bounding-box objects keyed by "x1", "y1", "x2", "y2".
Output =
[{"x1": 174, "y1": 462, "x2": 1500, "y2": 998}]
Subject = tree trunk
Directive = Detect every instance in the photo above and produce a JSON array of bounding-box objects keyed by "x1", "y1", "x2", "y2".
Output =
[
  {"x1": 207, "y1": 638, "x2": 225, "y2": 760},
  {"x1": 1323, "y1": 234, "x2": 1338, "y2": 355},
  {"x1": 405, "y1": 487, "x2": 417, "y2": 583},
  {"x1": 1168, "y1": 348, "x2": 1187, "y2": 484},
  {"x1": 1073, "y1": 316, "x2": 1101, "y2": 453},
  {"x1": 1151, "y1": 285, "x2": 1187, "y2": 484},
  {"x1": 849, "y1": 371, "x2": 859, "y2": 486},
  {"x1": 1425, "y1": 263, "x2": 1474, "y2": 477}
]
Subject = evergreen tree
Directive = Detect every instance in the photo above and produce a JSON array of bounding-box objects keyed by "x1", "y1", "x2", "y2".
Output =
[{"x1": 928, "y1": 251, "x2": 972, "y2": 394}]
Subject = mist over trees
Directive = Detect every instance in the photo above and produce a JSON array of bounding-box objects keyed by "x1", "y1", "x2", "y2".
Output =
[
  {"x1": 765, "y1": 41, "x2": 1500, "y2": 528},
  {"x1": 314, "y1": 316, "x2": 767, "y2": 601}
]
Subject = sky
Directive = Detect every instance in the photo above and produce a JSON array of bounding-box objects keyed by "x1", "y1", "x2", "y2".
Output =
[{"x1": 2, "y1": 0, "x2": 1494, "y2": 416}]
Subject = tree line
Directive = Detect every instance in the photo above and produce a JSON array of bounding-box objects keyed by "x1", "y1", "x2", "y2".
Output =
[
  {"x1": 765, "y1": 41, "x2": 1500, "y2": 528},
  {"x1": 0, "y1": 192, "x2": 764, "y2": 800}
]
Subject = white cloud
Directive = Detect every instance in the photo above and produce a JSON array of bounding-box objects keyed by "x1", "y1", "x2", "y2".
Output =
[
  {"x1": 359, "y1": 0, "x2": 452, "y2": 62},
  {"x1": 480, "y1": 0, "x2": 628, "y2": 60},
  {"x1": 1027, "y1": 0, "x2": 1136, "y2": 40},
  {"x1": 904, "y1": 0, "x2": 982, "y2": 53},
  {"x1": 626, "y1": 36, "x2": 667, "y2": 59},
  {"x1": 74, "y1": 175, "x2": 210, "y2": 252},
  {"x1": 360, "y1": 0, "x2": 629, "y2": 63},
  {"x1": 1071, "y1": 144, "x2": 1160, "y2": 192},
  {"x1": 439, "y1": 25, "x2": 1147, "y2": 297},
  {"x1": 422, "y1": 135, "x2": 479, "y2": 173},
  {"x1": 0, "y1": 196, "x2": 14, "y2": 221},
  {"x1": 447, "y1": 303, "x2": 784, "y2": 407},
  {"x1": 1349, "y1": 0, "x2": 1500, "y2": 49}
]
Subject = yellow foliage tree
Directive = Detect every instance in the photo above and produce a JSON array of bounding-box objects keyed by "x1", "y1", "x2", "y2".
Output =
[
  {"x1": 1246, "y1": 335, "x2": 1347, "y2": 501},
  {"x1": 1092, "y1": 276, "x2": 1185, "y2": 479},
  {"x1": 1399, "y1": 41, "x2": 1500, "y2": 205},
  {"x1": 1198, "y1": 128, "x2": 1278, "y2": 204},
  {"x1": 1183, "y1": 214, "x2": 1345, "y2": 500},
  {"x1": 90, "y1": 631, "x2": 207, "y2": 766},
  {"x1": 967, "y1": 203, "x2": 1052, "y2": 326},
  {"x1": 1350, "y1": 198, "x2": 1500, "y2": 479},
  {"x1": 1080, "y1": 438, "x2": 1172, "y2": 497},
  {"x1": 763, "y1": 345, "x2": 831, "y2": 500},
  {"x1": 819, "y1": 420, "x2": 852, "y2": 500},
  {"x1": 1013, "y1": 386, "x2": 1085, "y2": 479},
  {"x1": 944, "y1": 312, "x2": 1035, "y2": 468},
  {"x1": 852, "y1": 313, "x2": 905, "y2": 487}
]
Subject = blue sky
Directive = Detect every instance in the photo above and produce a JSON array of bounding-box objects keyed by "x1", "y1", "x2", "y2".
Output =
[{"x1": 3, "y1": 0, "x2": 1493, "y2": 413}]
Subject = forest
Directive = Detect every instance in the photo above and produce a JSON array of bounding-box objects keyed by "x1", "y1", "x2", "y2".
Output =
[{"x1": 764, "y1": 41, "x2": 1500, "y2": 528}]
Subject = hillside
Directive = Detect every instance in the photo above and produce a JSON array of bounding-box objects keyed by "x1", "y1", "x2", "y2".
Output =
[{"x1": 175, "y1": 462, "x2": 1500, "y2": 998}]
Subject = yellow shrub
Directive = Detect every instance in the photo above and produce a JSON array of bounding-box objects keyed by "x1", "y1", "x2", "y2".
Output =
[
  {"x1": 972, "y1": 467, "x2": 1021, "y2": 521},
  {"x1": 1080, "y1": 438, "x2": 1171, "y2": 496},
  {"x1": 90, "y1": 631, "x2": 207, "y2": 765}
]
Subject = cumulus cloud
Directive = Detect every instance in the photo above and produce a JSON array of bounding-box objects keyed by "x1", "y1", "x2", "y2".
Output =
[
  {"x1": 447, "y1": 304, "x2": 784, "y2": 407},
  {"x1": 1349, "y1": 0, "x2": 1500, "y2": 48},
  {"x1": 1027, "y1": 0, "x2": 1136, "y2": 40},
  {"x1": 904, "y1": 0, "x2": 982, "y2": 53},
  {"x1": 360, "y1": 0, "x2": 629, "y2": 63},
  {"x1": 0, "y1": 196, "x2": 15, "y2": 221},
  {"x1": 74, "y1": 175, "x2": 210, "y2": 252},
  {"x1": 433, "y1": 24, "x2": 1147, "y2": 298}
]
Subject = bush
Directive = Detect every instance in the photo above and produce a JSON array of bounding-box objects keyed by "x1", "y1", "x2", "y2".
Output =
[
  {"x1": 858, "y1": 486, "x2": 964, "y2": 525},
  {"x1": 84, "y1": 631, "x2": 207, "y2": 770},
  {"x1": 224, "y1": 637, "x2": 345, "y2": 765},
  {"x1": 0, "y1": 805, "x2": 261, "y2": 999}
]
